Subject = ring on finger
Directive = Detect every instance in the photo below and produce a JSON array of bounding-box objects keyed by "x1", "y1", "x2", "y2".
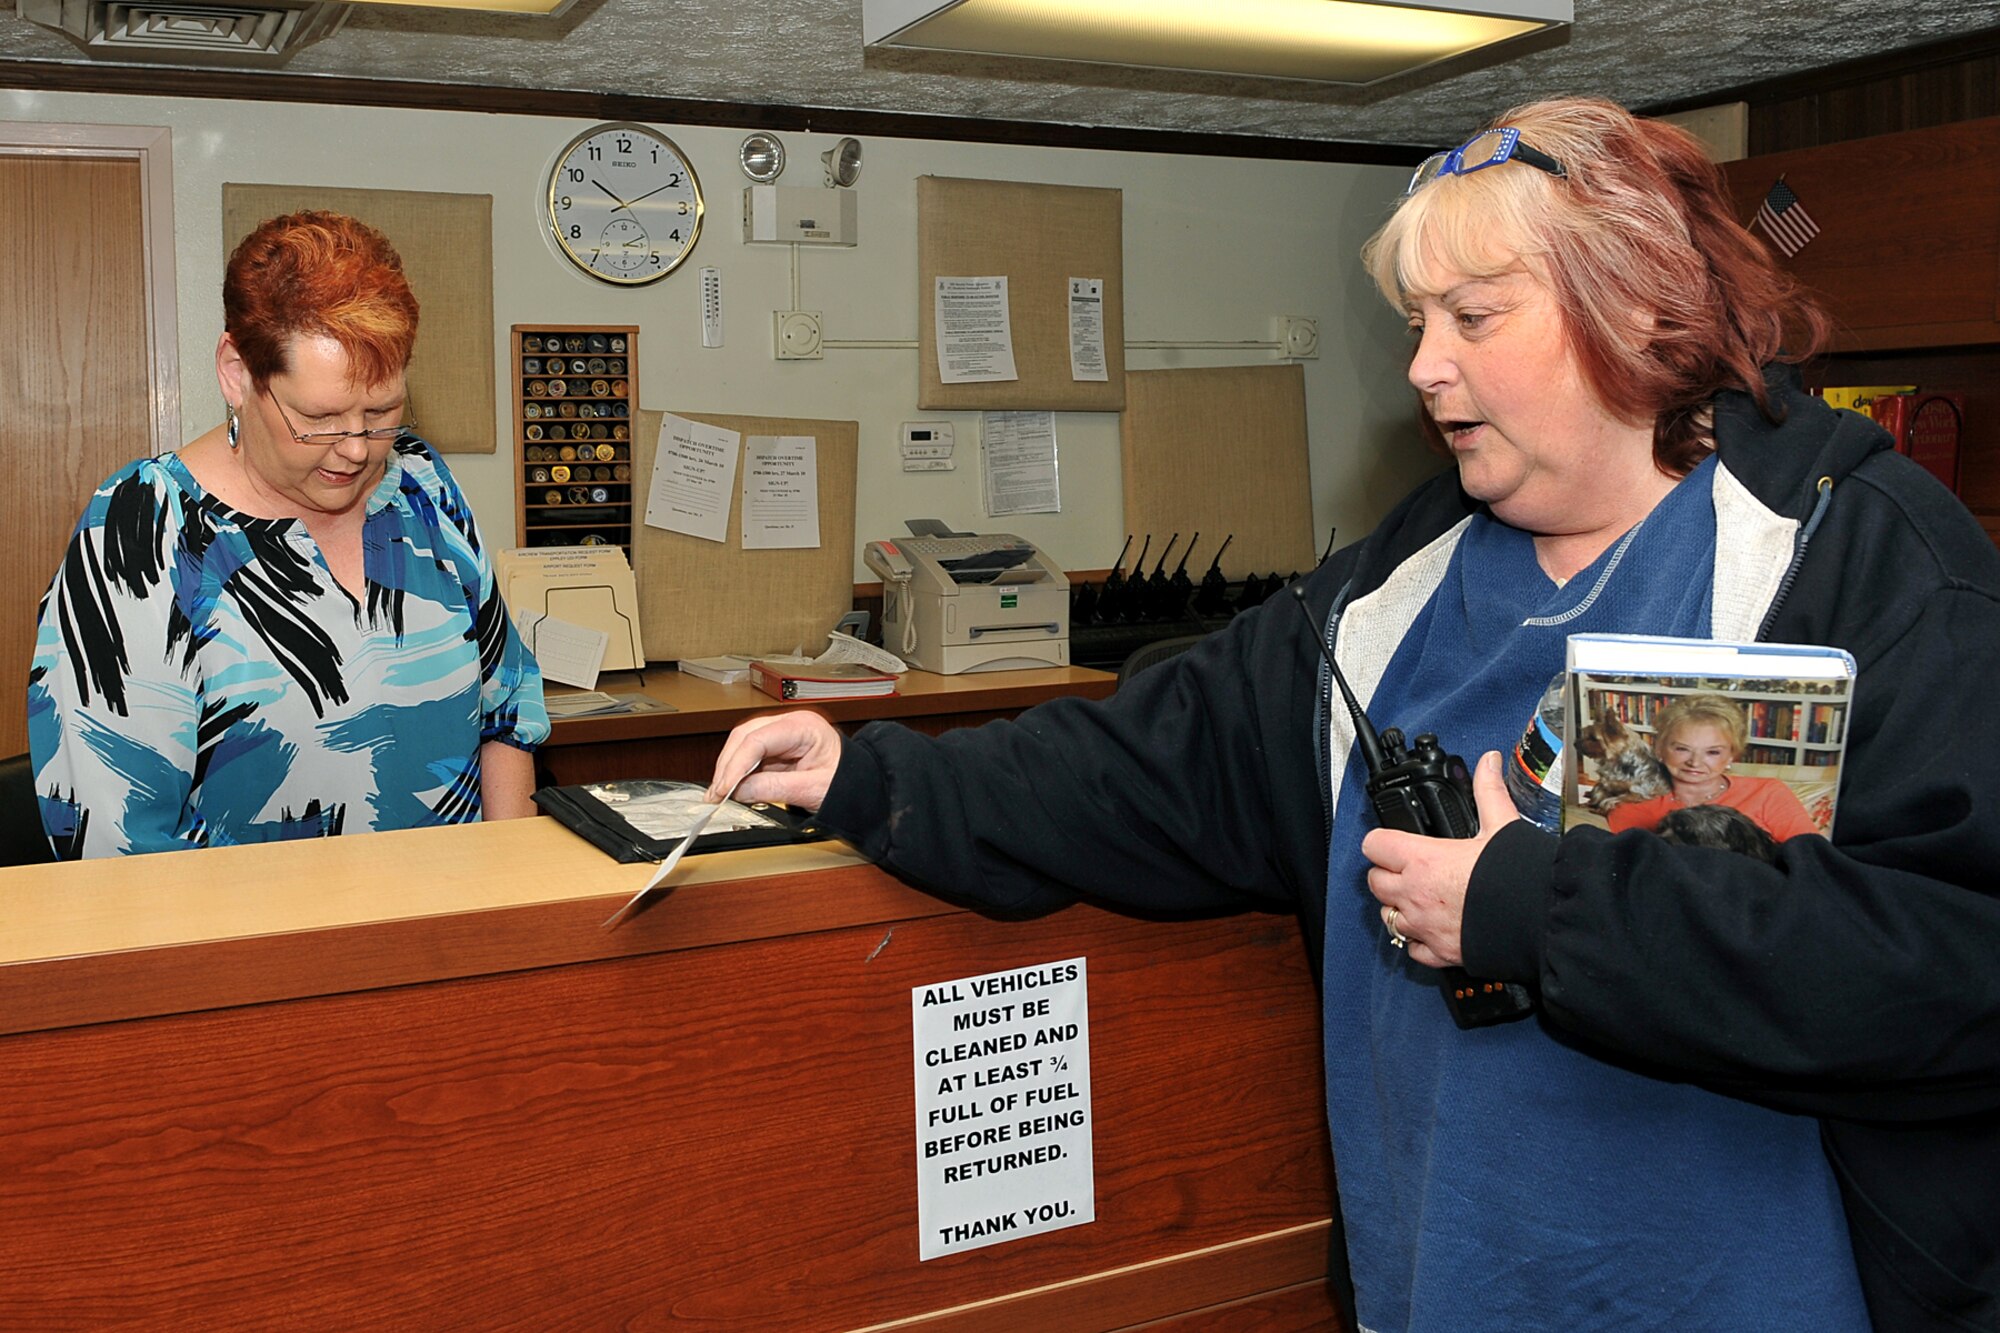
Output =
[{"x1": 1385, "y1": 906, "x2": 1409, "y2": 949}]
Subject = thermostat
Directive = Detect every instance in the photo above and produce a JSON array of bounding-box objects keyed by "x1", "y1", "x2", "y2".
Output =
[{"x1": 900, "y1": 421, "x2": 955, "y2": 472}]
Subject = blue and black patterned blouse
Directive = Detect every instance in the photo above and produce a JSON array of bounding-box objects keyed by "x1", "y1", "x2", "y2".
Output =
[{"x1": 27, "y1": 437, "x2": 550, "y2": 859}]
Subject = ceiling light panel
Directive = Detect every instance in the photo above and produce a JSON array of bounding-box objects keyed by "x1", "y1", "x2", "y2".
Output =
[{"x1": 863, "y1": 0, "x2": 1569, "y2": 86}]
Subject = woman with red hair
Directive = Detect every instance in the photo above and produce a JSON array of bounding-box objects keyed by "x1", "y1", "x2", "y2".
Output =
[
  {"x1": 29, "y1": 211, "x2": 547, "y2": 856},
  {"x1": 702, "y1": 98, "x2": 2000, "y2": 1327}
]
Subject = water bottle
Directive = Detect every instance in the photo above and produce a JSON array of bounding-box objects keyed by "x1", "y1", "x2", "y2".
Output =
[{"x1": 1506, "y1": 674, "x2": 1568, "y2": 834}]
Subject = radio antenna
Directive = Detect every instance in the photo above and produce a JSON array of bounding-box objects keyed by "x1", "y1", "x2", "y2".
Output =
[
  {"x1": 1291, "y1": 585, "x2": 1391, "y2": 778},
  {"x1": 1172, "y1": 532, "x2": 1199, "y2": 577},
  {"x1": 1203, "y1": 533, "x2": 1233, "y2": 575}
]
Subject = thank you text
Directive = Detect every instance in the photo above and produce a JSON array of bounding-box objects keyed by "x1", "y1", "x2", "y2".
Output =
[{"x1": 912, "y1": 957, "x2": 1094, "y2": 1260}]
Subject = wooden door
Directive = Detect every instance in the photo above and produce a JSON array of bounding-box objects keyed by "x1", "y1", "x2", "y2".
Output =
[{"x1": 0, "y1": 154, "x2": 153, "y2": 759}]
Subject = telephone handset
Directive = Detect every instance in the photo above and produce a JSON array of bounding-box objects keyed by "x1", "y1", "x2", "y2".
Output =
[
  {"x1": 864, "y1": 540, "x2": 913, "y2": 583},
  {"x1": 864, "y1": 541, "x2": 919, "y2": 654}
]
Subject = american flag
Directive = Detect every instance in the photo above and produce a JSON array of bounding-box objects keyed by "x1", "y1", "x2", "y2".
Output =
[{"x1": 1753, "y1": 178, "x2": 1820, "y2": 258}]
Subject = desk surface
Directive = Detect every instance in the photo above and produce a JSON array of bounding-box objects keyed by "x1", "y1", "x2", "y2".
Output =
[{"x1": 546, "y1": 663, "x2": 1116, "y2": 746}]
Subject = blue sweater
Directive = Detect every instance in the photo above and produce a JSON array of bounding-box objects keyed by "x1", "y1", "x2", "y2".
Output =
[{"x1": 1324, "y1": 458, "x2": 1867, "y2": 1330}]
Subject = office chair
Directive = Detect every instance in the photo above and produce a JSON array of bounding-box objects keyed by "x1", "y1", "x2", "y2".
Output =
[
  {"x1": 1, "y1": 752, "x2": 56, "y2": 867},
  {"x1": 1116, "y1": 634, "x2": 1207, "y2": 686}
]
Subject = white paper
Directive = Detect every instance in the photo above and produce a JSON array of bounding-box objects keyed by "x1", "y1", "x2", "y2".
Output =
[
  {"x1": 644, "y1": 413, "x2": 740, "y2": 543},
  {"x1": 913, "y1": 957, "x2": 1094, "y2": 1261},
  {"x1": 740, "y1": 435, "x2": 821, "y2": 550},
  {"x1": 981, "y1": 411, "x2": 1061, "y2": 516},
  {"x1": 531, "y1": 616, "x2": 610, "y2": 690},
  {"x1": 544, "y1": 690, "x2": 631, "y2": 719},
  {"x1": 814, "y1": 631, "x2": 908, "y2": 674},
  {"x1": 1067, "y1": 277, "x2": 1108, "y2": 382},
  {"x1": 496, "y1": 544, "x2": 645, "y2": 670},
  {"x1": 935, "y1": 276, "x2": 1019, "y2": 384}
]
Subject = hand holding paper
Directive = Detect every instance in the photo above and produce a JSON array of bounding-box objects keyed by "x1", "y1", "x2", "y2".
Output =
[
  {"x1": 601, "y1": 770, "x2": 750, "y2": 929},
  {"x1": 709, "y1": 712, "x2": 843, "y2": 812}
]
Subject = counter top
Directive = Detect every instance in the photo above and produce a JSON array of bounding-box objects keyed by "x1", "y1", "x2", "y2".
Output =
[{"x1": 0, "y1": 818, "x2": 958, "y2": 1036}]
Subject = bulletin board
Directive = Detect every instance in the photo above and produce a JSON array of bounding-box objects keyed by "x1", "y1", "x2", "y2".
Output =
[
  {"x1": 222, "y1": 184, "x2": 498, "y2": 455},
  {"x1": 1120, "y1": 365, "x2": 1315, "y2": 582},
  {"x1": 630, "y1": 408, "x2": 859, "y2": 663},
  {"x1": 917, "y1": 177, "x2": 1125, "y2": 412}
]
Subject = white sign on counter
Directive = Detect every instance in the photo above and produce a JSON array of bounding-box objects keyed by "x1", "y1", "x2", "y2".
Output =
[{"x1": 912, "y1": 957, "x2": 1094, "y2": 1260}]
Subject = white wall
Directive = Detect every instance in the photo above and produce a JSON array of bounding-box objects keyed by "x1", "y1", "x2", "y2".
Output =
[{"x1": 1, "y1": 89, "x2": 1444, "y2": 580}]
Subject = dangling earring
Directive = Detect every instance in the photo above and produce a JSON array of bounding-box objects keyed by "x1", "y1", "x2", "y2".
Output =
[{"x1": 226, "y1": 404, "x2": 241, "y2": 450}]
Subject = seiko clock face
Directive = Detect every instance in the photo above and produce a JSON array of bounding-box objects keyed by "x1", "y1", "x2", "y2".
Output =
[{"x1": 546, "y1": 122, "x2": 704, "y2": 286}]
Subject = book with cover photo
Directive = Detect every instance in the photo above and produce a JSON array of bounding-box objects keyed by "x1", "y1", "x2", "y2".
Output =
[{"x1": 1565, "y1": 634, "x2": 1856, "y2": 857}]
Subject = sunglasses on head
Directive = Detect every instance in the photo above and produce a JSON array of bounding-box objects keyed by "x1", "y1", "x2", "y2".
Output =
[{"x1": 1406, "y1": 127, "x2": 1567, "y2": 197}]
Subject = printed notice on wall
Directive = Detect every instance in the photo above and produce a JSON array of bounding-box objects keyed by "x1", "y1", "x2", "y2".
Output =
[
  {"x1": 740, "y1": 435, "x2": 820, "y2": 549},
  {"x1": 644, "y1": 413, "x2": 740, "y2": 543},
  {"x1": 1068, "y1": 277, "x2": 1108, "y2": 382},
  {"x1": 913, "y1": 957, "x2": 1094, "y2": 1261},
  {"x1": 935, "y1": 276, "x2": 1020, "y2": 384},
  {"x1": 981, "y1": 411, "x2": 1060, "y2": 517}
]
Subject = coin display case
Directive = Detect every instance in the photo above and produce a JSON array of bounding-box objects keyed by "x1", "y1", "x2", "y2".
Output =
[{"x1": 512, "y1": 324, "x2": 638, "y2": 552}]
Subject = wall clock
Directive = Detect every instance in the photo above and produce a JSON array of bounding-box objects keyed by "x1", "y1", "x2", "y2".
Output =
[{"x1": 545, "y1": 122, "x2": 705, "y2": 286}]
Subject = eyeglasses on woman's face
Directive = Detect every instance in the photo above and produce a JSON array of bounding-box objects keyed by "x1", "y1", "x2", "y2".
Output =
[{"x1": 265, "y1": 389, "x2": 412, "y2": 446}]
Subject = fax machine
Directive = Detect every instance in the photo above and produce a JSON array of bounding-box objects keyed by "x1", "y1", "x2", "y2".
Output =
[{"x1": 865, "y1": 530, "x2": 1069, "y2": 674}]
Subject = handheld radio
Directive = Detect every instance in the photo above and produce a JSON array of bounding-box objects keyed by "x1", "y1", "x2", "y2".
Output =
[{"x1": 1292, "y1": 588, "x2": 1537, "y2": 1029}]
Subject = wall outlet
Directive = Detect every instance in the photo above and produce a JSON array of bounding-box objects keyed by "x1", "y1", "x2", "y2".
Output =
[
  {"x1": 774, "y1": 310, "x2": 823, "y2": 360},
  {"x1": 1276, "y1": 316, "x2": 1319, "y2": 359}
]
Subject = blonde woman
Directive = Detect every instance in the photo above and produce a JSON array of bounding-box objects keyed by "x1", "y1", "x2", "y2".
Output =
[
  {"x1": 1606, "y1": 693, "x2": 1820, "y2": 839},
  {"x1": 708, "y1": 98, "x2": 2000, "y2": 1329}
]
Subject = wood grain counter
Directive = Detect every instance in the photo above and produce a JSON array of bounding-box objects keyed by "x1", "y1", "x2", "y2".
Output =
[{"x1": 0, "y1": 819, "x2": 1338, "y2": 1331}]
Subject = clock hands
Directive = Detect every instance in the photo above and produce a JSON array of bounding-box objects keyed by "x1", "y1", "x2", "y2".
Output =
[
  {"x1": 591, "y1": 178, "x2": 633, "y2": 212},
  {"x1": 591, "y1": 178, "x2": 683, "y2": 216},
  {"x1": 624, "y1": 180, "x2": 687, "y2": 210}
]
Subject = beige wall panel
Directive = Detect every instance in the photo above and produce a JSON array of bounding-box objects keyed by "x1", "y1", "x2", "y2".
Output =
[
  {"x1": 630, "y1": 408, "x2": 858, "y2": 661},
  {"x1": 917, "y1": 176, "x2": 1126, "y2": 412},
  {"x1": 1120, "y1": 365, "x2": 1317, "y2": 584}
]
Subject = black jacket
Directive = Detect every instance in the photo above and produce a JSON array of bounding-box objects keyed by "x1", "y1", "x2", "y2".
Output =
[{"x1": 820, "y1": 375, "x2": 2000, "y2": 1331}]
